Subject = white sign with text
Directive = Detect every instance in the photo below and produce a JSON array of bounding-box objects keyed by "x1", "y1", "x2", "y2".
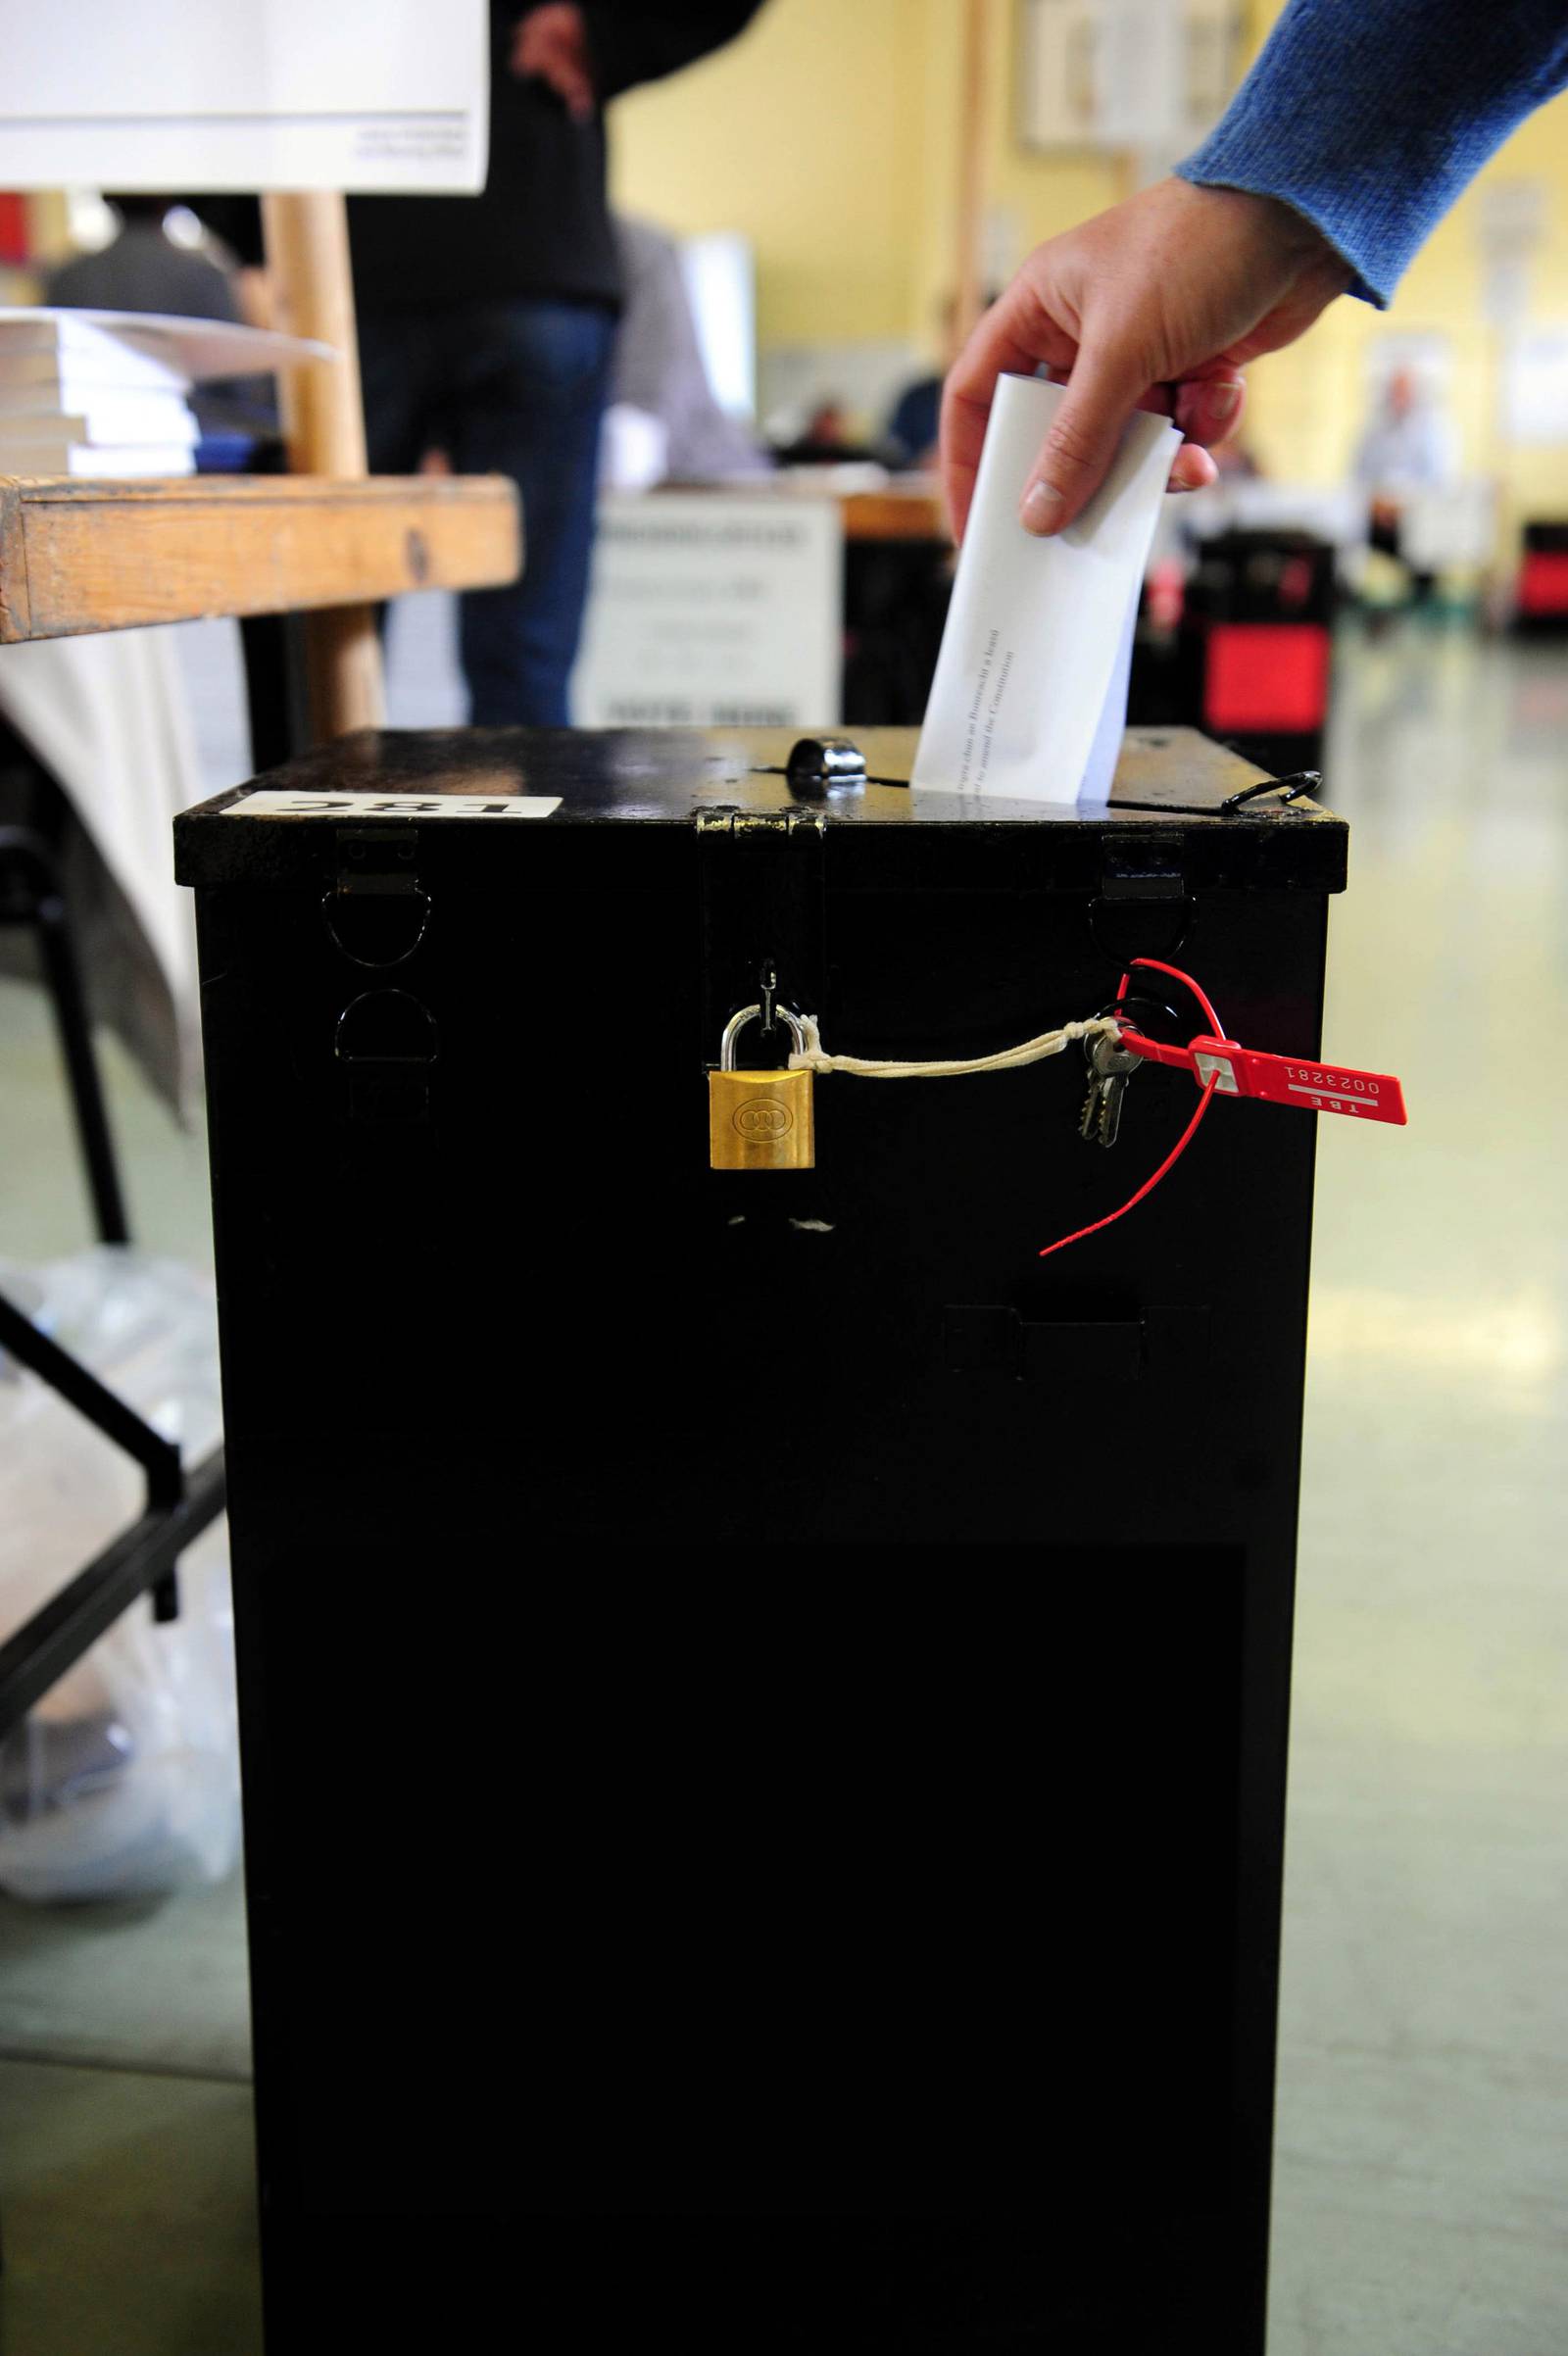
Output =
[
  {"x1": 571, "y1": 494, "x2": 843, "y2": 730},
  {"x1": 0, "y1": 0, "x2": 488, "y2": 192}
]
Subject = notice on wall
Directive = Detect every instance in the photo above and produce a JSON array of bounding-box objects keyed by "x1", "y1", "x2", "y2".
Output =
[
  {"x1": 571, "y1": 494, "x2": 843, "y2": 730},
  {"x1": 1505, "y1": 329, "x2": 1568, "y2": 447},
  {"x1": 1018, "y1": 0, "x2": 1245, "y2": 155},
  {"x1": 0, "y1": 0, "x2": 488, "y2": 193},
  {"x1": 1476, "y1": 180, "x2": 1546, "y2": 329}
]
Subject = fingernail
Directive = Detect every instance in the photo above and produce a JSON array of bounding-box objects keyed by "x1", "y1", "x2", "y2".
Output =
[
  {"x1": 1022, "y1": 481, "x2": 1064, "y2": 534},
  {"x1": 1209, "y1": 381, "x2": 1243, "y2": 422}
]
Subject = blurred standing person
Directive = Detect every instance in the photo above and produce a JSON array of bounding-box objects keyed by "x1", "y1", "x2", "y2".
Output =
[
  {"x1": 605, "y1": 215, "x2": 769, "y2": 486},
  {"x1": 351, "y1": 4, "x2": 762, "y2": 723},
  {"x1": 884, "y1": 293, "x2": 999, "y2": 471},
  {"x1": 46, "y1": 195, "x2": 274, "y2": 438},
  {"x1": 46, "y1": 195, "x2": 242, "y2": 324},
  {"x1": 1353, "y1": 363, "x2": 1457, "y2": 598},
  {"x1": 1354, "y1": 365, "x2": 1456, "y2": 503}
]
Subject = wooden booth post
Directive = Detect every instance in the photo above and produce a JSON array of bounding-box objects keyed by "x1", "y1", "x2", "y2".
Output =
[{"x1": 260, "y1": 191, "x2": 384, "y2": 741}]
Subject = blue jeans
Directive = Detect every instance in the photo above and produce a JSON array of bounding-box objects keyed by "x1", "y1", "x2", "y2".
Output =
[{"x1": 359, "y1": 298, "x2": 616, "y2": 726}]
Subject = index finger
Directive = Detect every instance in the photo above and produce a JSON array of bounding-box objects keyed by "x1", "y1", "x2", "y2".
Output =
[{"x1": 940, "y1": 285, "x2": 1076, "y2": 542}]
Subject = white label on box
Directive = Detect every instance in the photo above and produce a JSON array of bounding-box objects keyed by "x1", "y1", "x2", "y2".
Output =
[
  {"x1": 571, "y1": 493, "x2": 842, "y2": 729},
  {"x1": 223, "y1": 792, "x2": 561, "y2": 819}
]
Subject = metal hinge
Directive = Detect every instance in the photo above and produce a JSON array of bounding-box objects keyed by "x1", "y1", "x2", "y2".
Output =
[{"x1": 332, "y1": 825, "x2": 422, "y2": 897}]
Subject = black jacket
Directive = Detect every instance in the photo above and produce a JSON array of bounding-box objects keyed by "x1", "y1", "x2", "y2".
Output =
[
  {"x1": 347, "y1": 2, "x2": 762, "y2": 314},
  {"x1": 192, "y1": 6, "x2": 760, "y2": 314}
]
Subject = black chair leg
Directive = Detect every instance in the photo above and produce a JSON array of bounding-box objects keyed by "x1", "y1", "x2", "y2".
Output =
[
  {"x1": 0, "y1": 826, "x2": 130, "y2": 1247},
  {"x1": 240, "y1": 612, "x2": 311, "y2": 771}
]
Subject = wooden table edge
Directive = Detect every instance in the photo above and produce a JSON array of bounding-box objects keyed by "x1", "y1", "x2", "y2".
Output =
[{"x1": 0, "y1": 472, "x2": 521, "y2": 643}]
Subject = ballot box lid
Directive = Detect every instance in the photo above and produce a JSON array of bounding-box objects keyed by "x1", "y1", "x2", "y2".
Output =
[{"x1": 174, "y1": 724, "x2": 1347, "y2": 895}]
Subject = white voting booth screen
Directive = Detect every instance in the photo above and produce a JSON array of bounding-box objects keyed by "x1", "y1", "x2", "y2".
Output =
[
  {"x1": 572, "y1": 496, "x2": 844, "y2": 730},
  {"x1": 0, "y1": 0, "x2": 488, "y2": 192}
]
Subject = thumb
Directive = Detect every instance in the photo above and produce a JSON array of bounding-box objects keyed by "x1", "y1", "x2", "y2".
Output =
[{"x1": 1020, "y1": 343, "x2": 1147, "y2": 537}]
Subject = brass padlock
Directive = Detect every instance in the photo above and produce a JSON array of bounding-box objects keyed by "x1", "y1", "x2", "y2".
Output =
[{"x1": 708, "y1": 1005, "x2": 814, "y2": 1171}]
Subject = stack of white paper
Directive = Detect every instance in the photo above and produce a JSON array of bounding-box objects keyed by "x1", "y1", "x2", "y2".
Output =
[
  {"x1": 0, "y1": 312, "x2": 198, "y2": 476},
  {"x1": 911, "y1": 373, "x2": 1182, "y2": 806},
  {"x1": 0, "y1": 310, "x2": 334, "y2": 479}
]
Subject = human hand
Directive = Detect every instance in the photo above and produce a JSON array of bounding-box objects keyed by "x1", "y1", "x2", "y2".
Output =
[
  {"x1": 941, "y1": 178, "x2": 1349, "y2": 541},
  {"x1": 233, "y1": 266, "x2": 274, "y2": 331},
  {"x1": 511, "y1": 4, "x2": 596, "y2": 123}
]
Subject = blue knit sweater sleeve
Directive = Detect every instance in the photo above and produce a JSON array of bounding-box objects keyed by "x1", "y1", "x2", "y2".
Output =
[{"x1": 1175, "y1": 0, "x2": 1568, "y2": 307}]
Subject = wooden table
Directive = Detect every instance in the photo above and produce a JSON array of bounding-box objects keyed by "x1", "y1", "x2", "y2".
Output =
[
  {"x1": 652, "y1": 478, "x2": 949, "y2": 547},
  {"x1": 0, "y1": 471, "x2": 520, "y2": 642},
  {"x1": 840, "y1": 486, "x2": 949, "y2": 543}
]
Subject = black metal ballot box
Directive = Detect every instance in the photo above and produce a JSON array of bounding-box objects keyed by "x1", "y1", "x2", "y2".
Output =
[{"x1": 174, "y1": 726, "x2": 1348, "y2": 2356}]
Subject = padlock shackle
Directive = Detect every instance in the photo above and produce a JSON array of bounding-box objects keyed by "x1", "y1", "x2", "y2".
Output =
[{"x1": 720, "y1": 1002, "x2": 808, "y2": 1071}]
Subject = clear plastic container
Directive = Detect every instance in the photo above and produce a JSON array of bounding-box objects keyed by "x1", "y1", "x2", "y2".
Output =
[{"x1": 0, "y1": 1248, "x2": 239, "y2": 1901}]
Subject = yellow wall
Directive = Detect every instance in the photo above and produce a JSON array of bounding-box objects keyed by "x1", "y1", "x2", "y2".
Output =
[
  {"x1": 610, "y1": 0, "x2": 924, "y2": 349},
  {"x1": 905, "y1": 0, "x2": 1123, "y2": 351},
  {"x1": 613, "y1": 0, "x2": 1568, "y2": 532},
  {"x1": 611, "y1": 0, "x2": 1124, "y2": 364}
]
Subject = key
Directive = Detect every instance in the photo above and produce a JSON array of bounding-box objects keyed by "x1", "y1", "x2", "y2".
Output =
[
  {"x1": 1078, "y1": 1029, "x2": 1113, "y2": 1143},
  {"x1": 1079, "y1": 1035, "x2": 1142, "y2": 1149}
]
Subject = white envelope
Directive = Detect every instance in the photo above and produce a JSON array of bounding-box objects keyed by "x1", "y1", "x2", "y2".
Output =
[{"x1": 911, "y1": 373, "x2": 1181, "y2": 804}]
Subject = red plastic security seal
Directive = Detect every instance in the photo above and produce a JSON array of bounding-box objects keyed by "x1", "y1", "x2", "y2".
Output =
[
  {"x1": 1113, "y1": 1028, "x2": 1407, "y2": 1125},
  {"x1": 1037, "y1": 957, "x2": 1407, "y2": 1259}
]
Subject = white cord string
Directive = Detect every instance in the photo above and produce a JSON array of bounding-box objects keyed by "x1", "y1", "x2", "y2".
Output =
[{"x1": 788, "y1": 1011, "x2": 1120, "y2": 1079}]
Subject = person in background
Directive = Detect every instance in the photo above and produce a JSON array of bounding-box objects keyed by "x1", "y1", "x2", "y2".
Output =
[
  {"x1": 1354, "y1": 365, "x2": 1455, "y2": 502},
  {"x1": 1353, "y1": 363, "x2": 1457, "y2": 600},
  {"x1": 352, "y1": 2, "x2": 761, "y2": 726},
  {"x1": 772, "y1": 401, "x2": 893, "y2": 465},
  {"x1": 47, "y1": 195, "x2": 239, "y2": 323},
  {"x1": 884, "y1": 293, "x2": 999, "y2": 471},
  {"x1": 605, "y1": 215, "x2": 769, "y2": 487},
  {"x1": 885, "y1": 368, "x2": 943, "y2": 472},
  {"x1": 46, "y1": 196, "x2": 271, "y2": 438},
  {"x1": 793, "y1": 401, "x2": 854, "y2": 454},
  {"x1": 943, "y1": 0, "x2": 1568, "y2": 547}
]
